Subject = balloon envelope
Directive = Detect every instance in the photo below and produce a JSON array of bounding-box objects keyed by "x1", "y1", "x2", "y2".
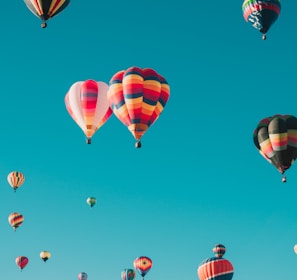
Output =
[
  {"x1": 198, "y1": 257, "x2": 234, "y2": 280},
  {"x1": 65, "y1": 80, "x2": 112, "y2": 144},
  {"x1": 253, "y1": 114, "x2": 297, "y2": 181},
  {"x1": 242, "y1": 0, "x2": 281, "y2": 39},
  {"x1": 8, "y1": 212, "x2": 24, "y2": 231},
  {"x1": 16, "y1": 256, "x2": 29, "y2": 270},
  {"x1": 86, "y1": 197, "x2": 96, "y2": 207},
  {"x1": 40, "y1": 251, "x2": 51, "y2": 262},
  {"x1": 121, "y1": 269, "x2": 136, "y2": 280},
  {"x1": 294, "y1": 245, "x2": 297, "y2": 254},
  {"x1": 133, "y1": 256, "x2": 152, "y2": 277},
  {"x1": 23, "y1": 0, "x2": 71, "y2": 28},
  {"x1": 7, "y1": 171, "x2": 25, "y2": 191},
  {"x1": 78, "y1": 272, "x2": 88, "y2": 280},
  {"x1": 108, "y1": 66, "x2": 170, "y2": 147}
]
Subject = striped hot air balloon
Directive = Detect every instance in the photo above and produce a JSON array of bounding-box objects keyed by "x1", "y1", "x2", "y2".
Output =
[
  {"x1": 197, "y1": 245, "x2": 234, "y2": 280},
  {"x1": 65, "y1": 80, "x2": 112, "y2": 144},
  {"x1": 8, "y1": 212, "x2": 24, "y2": 231},
  {"x1": 121, "y1": 269, "x2": 136, "y2": 280},
  {"x1": 213, "y1": 244, "x2": 226, "y2": 258},
  {"x1": 16, "y1": 256, "x2": 29, "y2": 271},
  {"x1": 253, "y1": 114, "x2": 297, "y2": 182},
  {"x1": 23, "y1": 0, "x2": 71, "y2": 28},
  {"x1": 134, "y1": 256, "x2": 152, "y2": 280},
  {"x1": 108, "y1": 66, "x2": 170, "y2": 148},
  {"x1": 242, "y1": 0, "x2": 281, "y2": 40},
  {"x1": 7, "y1": 171, "x2": 25, "y2": 192}
]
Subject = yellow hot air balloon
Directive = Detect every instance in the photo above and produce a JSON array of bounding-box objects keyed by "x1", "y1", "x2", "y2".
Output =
[{"x1": 40, "y1": 251, "x2": 51, "y2": 262}]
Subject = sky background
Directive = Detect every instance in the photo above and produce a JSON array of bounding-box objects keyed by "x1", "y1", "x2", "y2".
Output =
[{"x1": 0, "y1": 0, "x2": 297, "y2": 279}]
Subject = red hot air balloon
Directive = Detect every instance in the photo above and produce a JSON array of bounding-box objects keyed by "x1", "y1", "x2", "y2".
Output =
[
  {"x1": 65, "y1": 80, "x2": 112, "y2": 144},
  {"x1": 108, "y1": 66, "x2": 170, "y2": 148},
  {"x1": 16, "y1": 256, "x2": 29, "y2": 271},
  {"x1": 197, "y1": 245, "x2": 234, "y2": 280},
  {"x1": 253, "y1": 114, "x2": 297, "y2": 183},
  {"x1": 23, "y1": 0, "x2": 71, "y2": 28},
  {"x1": 121, "y1": 269, "x2": 136, "y2": 280},
  {"x1": 134, "y1": 256, "x2": 152, "y2": 280}
]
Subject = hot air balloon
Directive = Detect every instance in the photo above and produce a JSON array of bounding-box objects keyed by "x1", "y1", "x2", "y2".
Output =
[
  {"x1": 134, "y1": 256, "x2": 152, "y2": 280},
  {"x1": 40, "y1": 251, "x2": 51, "y2": 262},
  {"x1": 294, "y1": 245, "x2": 297, "y2": 254},
  {"x1": 108, "y1": 66, "x2": 170, "y2": 148},
  {"x1": 23, "y1": 0, "x2": 71, "y2": 28},
  {"x1": 8, "y1": 212, "x2": 24, "y2": 231},
  {"x1": 7, "y1": 171, "x2": 25, "y2": 192},
  {"x1": 121, "y1": 269, "x2": 136, "y2": 280},
  {"x1": 16, "y1": 256, "x2": 29, "y2": 271},
  {"x1": 242, "y1": 0, "x2": 281, "y2": 40},
  {"x1": 65, "y1": 79, "x2": 112, "y2": 144},
  {"x1": 78, "y1": 272, "x2": 88, "y2": 280},
  {"x1": 213, "y1": 244, "x2": 226, "y2": 258},
  {"x1": 197, "y1": 244, "x2": 234, "y2": 280},
  {"x1": 253, "y1": 114, "x2": 297, "y2": 183},
  {"x1": 86, "y1": 197, "x2": 96, "y2": 208}
]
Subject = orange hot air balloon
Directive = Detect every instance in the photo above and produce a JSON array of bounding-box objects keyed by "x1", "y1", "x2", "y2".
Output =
[
  {"x1": 65, "y1": 79, "x2": 112, "y2": 144},
  {"x1": 16, "y1": 256, "x2": 29, "y2": 271},
  {"x1": 8, "y1": 212, "x2": 24, "y2": 231},
  {"x1": 108, "y1": 66, "x2": 170, "y2": 148},
  {"x1": 7, "y1": 171, "x2": 25, "y2": 192}
]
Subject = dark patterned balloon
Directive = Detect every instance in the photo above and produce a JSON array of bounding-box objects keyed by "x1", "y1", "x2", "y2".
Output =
[
  {"x1": 121, "y1": 269, "x2": 136, "y2": 280},
  {"x1": 253, "y1": 114, "x2": 297, "y2": 182},
  {"x1": 213, "y1": 244, "x2": 226, "y2": 258}
]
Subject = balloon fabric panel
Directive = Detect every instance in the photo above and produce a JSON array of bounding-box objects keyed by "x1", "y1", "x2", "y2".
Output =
[{"x1": 198, "y1": 257, "x2": 234, "y2": 280}]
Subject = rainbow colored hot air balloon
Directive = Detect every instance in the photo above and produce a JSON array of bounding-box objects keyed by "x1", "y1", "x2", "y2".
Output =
[
  {"x1": 197, "y1": 245, "x2": 234, "y2": 280},
  {"x1": 242, "y1": 0, "x2": 281, "y2": 40},
  {"x1": 7, "y1": 171, "x2": 25, "y2": 192},
  {"x1": 78, "y1": 272, "x2": 88, "y2": 280},
  {"x1": 134, "y1": 256, "x2": 152, "y2": 280},
  {"x1": 40, "y1": 251, "x2": 51, "y2": 262},
  {"x1": 65, "y1": 79, "x2": 112, "y2": 144},
  {"x1": 121, "y1": 269, "x2": 136, "y2": 280},
  {"x1": 108, "y1": 66, "x2": 170, "y2": 148},
  {"x1": 8, "y1": 212, "x2": 24, "y2": 231},
  {"x1": 253, "y1": 114, "x2": 297, "y2": 183},
  {"x1": 23, "y1": 0, "x2": 71, "y2": 28},
  {"x1": 16, "y1": 256, "x2": 29, "y2": 271}
]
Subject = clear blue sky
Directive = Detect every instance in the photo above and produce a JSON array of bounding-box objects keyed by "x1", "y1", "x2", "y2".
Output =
[{"x1": 0, "y1": 1, "x2": 296, "y2": 279}]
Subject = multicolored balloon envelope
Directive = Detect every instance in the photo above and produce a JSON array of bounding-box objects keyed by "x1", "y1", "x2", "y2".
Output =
[
  {"x1": 23, "y1": 0, "x2": 71, "y2": 28},
  {"x1": 40, "y1": 251, "x2": 51, "y2": 262},
  {"x1": 242, "y1": 0, "x2": 281, "y2": 40},
  {"x1": 134, "y1": 256, "x2": 152, "y2": 279},
  {"x1": 78, "y1": 272, "x2": 88, "y2": 280},
  {"x1": 7, "y1": 171, "x2": 25, "y2": 192},
  {"x1": 198, "y1": 244, "x2": 234, "y2": 280},
  {"x1": 294, "y1": 245, "x2": 297, "y2": 254},
  {"x1": 108, "y1": 66, "x2": 170, "y2": 148},
  {"x1": 121, "y1": 268, "x2": 136, "y2": 280},
  {"x1": 8, "y1": 212, "x2": 24, "y2": 231},
  {"x1": 65, "y1": 79, "x2": 112, "y2": 144},
  {"x1": 16, "y1": 256, "x2": 29, "y2": 271},
  {"x1": 253, "y1": 114, "x2": 297, "y2": 182},
  {"x1": 86, "y1": 197, "x2": 96, "y2": 207}
]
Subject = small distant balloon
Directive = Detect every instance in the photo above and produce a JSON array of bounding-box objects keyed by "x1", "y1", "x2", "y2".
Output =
[
  {"x1": 16, "y1": 256, "x2": 29, "y2": 271},
  {"x1": 86, "y1": 197, "x2": 96, "y2": 208},
  {"x1": 294, "y1": 245, "x2": 297, "y2": 254},
  {"x1": 7, "y1": 171, "x2": 25, "y2": 192},
  {"x1": 78, "y1": 272, "x2": 88, "y2": 280},
  {"x1": 40, "y1": 251, "x2": 51, "y2": 262},
  {"x1": 8, "y1": 212, "x2": 24, "y2": 231},
  {"x1": 121, "y1": 269, "x2": 136, "y2": 280},
  {"x1": 134, "y1": 256, "x2": 152, "y2": 279},
  {"x1": 213, "y1": 244, "x2": 226, "y2": 258}
]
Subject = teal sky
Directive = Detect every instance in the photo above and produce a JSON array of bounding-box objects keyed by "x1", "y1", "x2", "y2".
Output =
[{"x1": 1, "y1": 1, "x2": 297, "y2": 279}]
